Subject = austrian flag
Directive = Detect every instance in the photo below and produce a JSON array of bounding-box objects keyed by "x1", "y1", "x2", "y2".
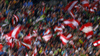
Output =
[
  {"x1": 23, "y1": 33, "x2": 32, "y2": 45},
  {"x1": 13, "y1": 15, "x2": 19, "y2": 22},
  {"x1": 12, "y1": 15, "x2": 19, "y2": 25},
  {"x1": 11, "y1": 25, "x2": 22, "y2": 39},
  {"x1": 93, "y1": 40, "x2": 100, "y2": 47},
  {"x1": 42, "y1": 34, "x2": 52, "y2": 42},
  {"x1": 60, "y1": 34, "x2": 73, "y2": 45},
  {"x1": 81, "y1": 0, "x2": 89, "y2": 7},
  {"x1": 65, "y1": 1, "x2": 78, "y2": 11},
  {"x1": 59, "y1": 17, "x2": 64, "y2": 21},
  {"x1": 63, "y1": 19, "x2": 80, "y2": 29},
  {"x1": 25, "y1": 53, "x2": 28, "y2": 56},
  {"x1": 21, "y1": 42, "x2": 32, "y2": 49},
  {"x1": 60, "y1": 34, "x2": 68, "y2": 45},
  {"x1": 4, "y1": 34, "x2": 12, "y2": 47},
  {"x1": 80, "y1": 23, "x2": 93, "y2": 39},
  {"x1": 44, "y1": 28, "x2": 51, "y2": 35},
  {"x1": 32, "y1": 46, "x2": 37, "y2": 56},
  {"x1": 64, "y1": 1, "x2": 78, "y2": 18},
  {"x1": 3, "y1": 25, "x2": 22, "y2": 47},
  {"x1": 66, "y1": 33, "x2": 73, "y2": 40},
  {"x1": 54, "y1": 26, "x2": 63, "y2": 32},
  {"x1": 32, "y1": 29, "x2": 38, "y2": 37},
  {"x1": 53, "y1": 25, "x2": 63, "y2": 36}
]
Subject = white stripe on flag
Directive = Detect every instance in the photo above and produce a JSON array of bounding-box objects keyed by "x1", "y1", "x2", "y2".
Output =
[
  {"x1": 14, "y1": 15, "x2": 18, "y2": 22},
  {"x1": 87, "y1": 35, "x2": 92, "y2": 39},
  {"x1": 82, "y1": 26, "x2": 93, "y2": 33},
  {"x1": 12, "y1": 26, "x2": 20, "y2": 38},
  {"x1": 72, "y1": 20, "x2": 79, "y2": 28},
  {"x1": 82, "y1": 1, "x2": 89, "y2": 4},
  {"x1": 60, "y1": 36, "x2": 68, "y2": 43},
  {"x1": 93, "y1": 43, "x2": 97, "y2": 46},
  {"x1": 69, "y1": 11, "x2": 75, "y2": 18},
  {"x1": 98, "y1": 41, "x2": 100, "y2": 44},
  {"x1": 64, "y1": 21, "x2": 71, "y2": 24},
  {"x1": 44, "y1": 29, "x2": 50, "y2": 35},
  {"x1": 22, "y1": 42, "x2": 31, "y2": 49},
  {"x1": 67, "y1": 34, "x2": 72, "y2": 38},
  {"x1": 68, "y1": 1, "x2": 78, "y2": 11}
]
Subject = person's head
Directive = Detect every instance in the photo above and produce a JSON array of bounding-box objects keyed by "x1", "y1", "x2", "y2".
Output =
[
  {"x1": 86, "y1": 53, "x2": 89, "y2": 56},
  {"x1": 60, "y1": 1, "x2": 62, "y2": 5},
  {"x1": 23, "y1": 0, "x2": 25, "y2": 3},
  {"x1": 29, "y1": 0, "x2": 31, "y2": 2}
]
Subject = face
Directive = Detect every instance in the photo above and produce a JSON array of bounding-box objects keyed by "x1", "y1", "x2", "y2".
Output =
[
  {"x1": 30, "y1": 0, "x2": 31, "y2": 2},
  {"x1": 60, "y1": 2, "x2": 62, "y2": 4},
  {"x1": 23, "y1": 0, "x2": 25, "y2": 3}
]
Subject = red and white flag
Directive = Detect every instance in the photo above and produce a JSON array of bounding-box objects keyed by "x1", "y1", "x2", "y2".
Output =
[
  {"x1": 64, "y1": 19, "x2": 80, "y2": 29},
  {"x1": 32, "y1": 29, "x2": 38, "y2": 37},
  {"x1": 25, "y1": 53, "x2": 28, "y2": 56},
  {"x1": 93, "y1": 40, "x2": 100, "y2": 47},
  {"x1": 42, "y1": 34, "x2": 52, "y2": 42},
  {"x1": 59, "y1": 17, "x2": 64, "y2": 21},
  {"x1": 33, "y1": 29, "x2": 38, "y2": 34},
  {"x1": 44, "y1": 28, "x2": 51, "y2": 35},
  {"x1": 4, "y1": 33, "x2": 13, "y2": 47},
  {"x1": 89, "y1": 2, "x2": 98, "y2": 13},
  {"x1": 65, "y1": 33, "x2": 73, "y2": 40},
  {"x1": 32, "y1": 46, "x2": 37, "y2": 56},
  {"x1": 23, "y1": 33, "x2": 32, "y2": 45},
  {"x1": 69, "y1": 40, "x2": 74, "y2": 45},
  {"x1": 54, "y1": 26, "x2": 63, "y2": 33},
  {"x1": 71, "y1": 19, "x2": 80, "y2": 28},
  {"x1": 21, "y1": 42, "x2": 32, "y2": 49},
  {"x1": 81, "y1": 0, "x2": 89, "y2": 7},
  {"x1": 4, "y1": 25, "x2": 22, "y2": 39},
  {"x1": 13, "y1": 39, "x2": 21, "y2": 49},
  {"x1": 69, "y1": 11, "x2": 76, "y2": 18},
  {"x1": 12, "y1": 15, "x2": 19, "y2": 25},
  {"x1": 89, "y1": 8, "x2": 95, "y2": 13},
  {"x1": 6, "y1": 38, "x2": 12, "y2": 47},
  {"x1": 12, "y1": 18, "x2": 15, "y2": 25},
  {"x1": 69, "y1": 40, "x2": 76, "y2": 49},
  {"x1": 64, "y1": 1, "x2": 78, "y2": 18},
  {"x1": 3, "y1": 25, "x2": 22, "y2": 47},
  {"x1": 13, "y1": 15, "x2": 19, "y2": 22},
  {"x1": 61, "y1": 24, "x2": 65, "y2": 29},
  {"x1": 60, "y1": 34, "x2": 68, "y2": 45},
  {"x1": 74, "y1": 5, "x2": 80, "y2": 10},
  {"x1": 53, "y1": 25, "x2": 65, "y2": 36},
  {"x1": 11, "y1": 25, "x2": 22, "y2": 39},
  {"x1": 37, "y1": 36, "x2": 42, "y2": 41},
  {"x1": 93, "y1": 6, "x2": 97, "y2": 11},
  {"x1": 16, "y1": 40, "x2": 21, "y2": 49},
  {"x1": 55, "y1": 24, "x2": 65, "y2": 36},
  {"x1": 94, "y1": 24, "x2": 99, "y2": 31},
  {"x1": 80, "y1": 23, "x2": 93, "y2": 39},
  {"x1": 60, "y1": 34, "x2": 73, "y2": 45},
  {"x1": 65, "y1": 1, "x2": 78, "y2": 11},
  {"x1": 57, "y1": 32, "x2": 63, "y2": 36}
]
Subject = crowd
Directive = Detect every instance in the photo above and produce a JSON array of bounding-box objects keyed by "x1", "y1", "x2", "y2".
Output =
[{"x1": 0, "y1": 0, "x2": 100, "y2": 56}]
